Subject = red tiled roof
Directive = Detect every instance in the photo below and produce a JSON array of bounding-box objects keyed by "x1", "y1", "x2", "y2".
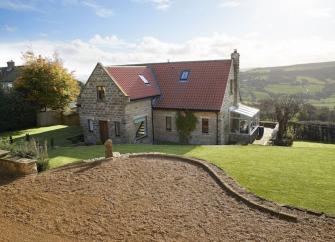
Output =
[
  {"x1": 105, "y1": 66, "x2": 160, "y2": 100},
  {"x1": 105, "y1": 59, "x2": 232, "y2": 110},
  {"x1": 150, "y1": 60, "x2": 232, "y2": 111}
]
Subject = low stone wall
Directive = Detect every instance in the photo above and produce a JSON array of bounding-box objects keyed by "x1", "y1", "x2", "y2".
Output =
[{"x1": 0, "y1": 156, "x2": 37, "y2": 176}]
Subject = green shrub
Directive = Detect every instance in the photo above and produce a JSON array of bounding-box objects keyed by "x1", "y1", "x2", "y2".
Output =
[
  {"x1": 0, "y1": 138, "x2": 49, "y2": 171},
  {"x1": 176, "y1": 110, "x2": 197, "y2": 144},
  {"x1": 274, "y1": 138, "x2": 293, "y2": 146}
]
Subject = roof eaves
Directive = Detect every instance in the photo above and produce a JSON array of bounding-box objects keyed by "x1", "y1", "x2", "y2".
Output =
[
  {"x1": 130, "y1": 94, "x2": 161, "y2": 101},
  {"x1": 152, "y1": 106, "x2": 220, "y2": 112}
]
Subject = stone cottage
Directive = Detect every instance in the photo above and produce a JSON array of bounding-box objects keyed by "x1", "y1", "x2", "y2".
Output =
[{"x1": 78, "y1": 50, "x2": 260, "y2": 145}]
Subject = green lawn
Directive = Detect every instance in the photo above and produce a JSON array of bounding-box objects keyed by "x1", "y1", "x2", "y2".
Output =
[
  {"x1": 2, "y1": 126, "x2": 335, "y2": 215},
  {"x1": 1, "y1": 125, "x2": 82, "y2": 146}
]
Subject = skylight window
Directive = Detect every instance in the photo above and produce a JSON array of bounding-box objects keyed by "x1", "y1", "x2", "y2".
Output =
[
  {"x1": 180, "y1": 70, "x2": 190, "y2": 82},
  {"x1": 138, "y1": 74, "x2": 149, "y2": 84}
]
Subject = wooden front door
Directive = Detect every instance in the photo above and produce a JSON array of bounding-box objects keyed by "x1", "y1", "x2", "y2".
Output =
[{"x1": 99, "y1": 120, "x2": 109, "y2": 144}]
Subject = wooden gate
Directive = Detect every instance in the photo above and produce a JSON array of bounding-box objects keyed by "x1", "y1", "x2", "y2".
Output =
[{"x1": 99, "y1": 120, "x2": 109, "y2": 144}]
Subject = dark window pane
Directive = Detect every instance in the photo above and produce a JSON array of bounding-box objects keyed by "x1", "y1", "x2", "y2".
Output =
[
  {"x1": 166, "y1": 116, "x2": 172, "y2": 131},
  {"x1": 97, "y1": 86, "x2": 106, "y2": 101},
  {"x1": 202, "y1": 118, "x2": 209, "y2": 134}
]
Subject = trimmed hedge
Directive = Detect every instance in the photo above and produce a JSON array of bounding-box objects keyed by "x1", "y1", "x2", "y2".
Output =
[
  {"x1": 290, "y1": 121, "x2": 335, "y2": 143},
  {"x1": 0, "y1": 90, "x2": 38, "y2": 132}
]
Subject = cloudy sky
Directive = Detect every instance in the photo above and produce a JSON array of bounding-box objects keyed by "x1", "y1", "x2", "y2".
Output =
[{"x1": 1, "y1": 0, "x2": 335, "y2": 80}]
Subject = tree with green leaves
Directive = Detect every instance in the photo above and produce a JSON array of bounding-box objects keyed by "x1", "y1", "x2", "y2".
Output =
[
  {"x1": 14, "y1": 51, "x2": 80, "y2": 111},
  {"x1": 274, "y1": 95, "x2": 302, "y2": 144}
]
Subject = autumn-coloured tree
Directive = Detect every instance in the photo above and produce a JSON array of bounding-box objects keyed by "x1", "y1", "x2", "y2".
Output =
[{"x1": 14, "y1": 51, "x2": 80, "y2": 111}]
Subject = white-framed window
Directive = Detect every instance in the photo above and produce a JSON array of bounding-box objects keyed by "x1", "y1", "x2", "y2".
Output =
[
  {"x1": 134, "y1": 117, "x2": 147, "y2": 139},
  {"x1": 114, "y1": 121, "x2": 121, "y2": 137},
  {"x1": 88, "y1": 119, "x2": 94, "y2": 132},
  {"x1": 138, "y1": 74, "x2": 150, "y2": 85},
  {"x1": 180, "y1": 70, "x2": 190, "y2": 82}
]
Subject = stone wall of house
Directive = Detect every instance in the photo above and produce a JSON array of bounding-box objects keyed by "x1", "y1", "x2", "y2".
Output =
[
  {"x1": 125, "y1": 99, "x2": 153, "y2": 144},
  {"x1": 153, "y1": 109, "x2": 218, "y2": 145},
  {"x1": 218, "y1": 63, "x2": 235, "y2": 144},
  {"x1": 78, "y1": 63, "x2": 153, "y2": 144},
  {"x1": 78, "y1": 63, "x2": 129, "y2": 144}
]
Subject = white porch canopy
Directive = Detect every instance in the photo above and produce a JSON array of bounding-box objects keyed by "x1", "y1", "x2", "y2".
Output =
[{"x1": 229, "y1": 104, "x2": 259, "y2": 118}]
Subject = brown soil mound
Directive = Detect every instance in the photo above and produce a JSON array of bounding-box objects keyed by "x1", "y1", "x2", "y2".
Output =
[{"x1": 0, "y1": 156, "x2": 334, "y2": 241}]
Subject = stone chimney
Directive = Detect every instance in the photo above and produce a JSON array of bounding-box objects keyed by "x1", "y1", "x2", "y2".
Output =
[
  {"x1": 231, "y1": 49, "x2": 240, "y2": 106},
  {"x1": 7, "y1": 60, "x2": 15, "y2": 70}
]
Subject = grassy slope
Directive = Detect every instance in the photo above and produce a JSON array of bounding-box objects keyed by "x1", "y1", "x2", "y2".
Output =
[
  {"x1": 1, "y1": 125, "x2": 83, "y2": 146},
  {"x1": 2, "y1": 126, "x2": 335, "y2": 215}
]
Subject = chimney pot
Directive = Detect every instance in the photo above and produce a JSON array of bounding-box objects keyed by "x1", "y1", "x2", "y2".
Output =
[{"x1": 7, "y1": 60, "x2": 15, "y2": 70}]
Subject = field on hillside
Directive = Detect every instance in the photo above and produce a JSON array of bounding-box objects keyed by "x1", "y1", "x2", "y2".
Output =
[
  {"x1": 240, "y1": 61, "x2": 335, "y2": 108},
  {"x1": 1, "y1": 125, "x2": 335, "y2": 215}
]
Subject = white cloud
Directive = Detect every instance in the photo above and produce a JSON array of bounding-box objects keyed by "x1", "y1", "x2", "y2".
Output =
[
  {"x1": 0, "y1": 0, "x2": 37, "y2": 11},
  {"x1": 82, "y1": 1, "x2": 113, "y2": 17},
  {"x1": 2, "y1": 24, "x2": 17, "y2": 32},
  {"x1": 1, "y1": 33, "x2": 335, "y2": 81},
  {"x1": 134, "y1": 0, "x2": 171, "y2": 10},
  {"x1": 219, "y1": 0, "x2": 240, "y2": 8},
  {"x1": 150, "y1": 0, "x2": 171, "y2": 10},
  {"x1": 306, "y1": 7, "x2": 332, "y2": 19}
]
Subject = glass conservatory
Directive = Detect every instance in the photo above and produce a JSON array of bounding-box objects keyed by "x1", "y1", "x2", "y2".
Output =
[{"x1": 229, "y1": 104, "x2": 260, "y2": 144}]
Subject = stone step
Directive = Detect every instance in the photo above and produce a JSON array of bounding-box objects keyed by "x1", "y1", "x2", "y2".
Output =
[{"x1": 0, "y1": 150, "x2": 10, "y2": 158}]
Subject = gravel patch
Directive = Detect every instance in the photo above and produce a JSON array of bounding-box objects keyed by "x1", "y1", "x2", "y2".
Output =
[{"x1": 0, "y1": 156, "x2": 334, "y2": 241}]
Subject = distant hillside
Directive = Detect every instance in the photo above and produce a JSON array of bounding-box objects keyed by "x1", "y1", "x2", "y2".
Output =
[{"x1": 240, "y1": 61, "x2": 335, "y2": 108}]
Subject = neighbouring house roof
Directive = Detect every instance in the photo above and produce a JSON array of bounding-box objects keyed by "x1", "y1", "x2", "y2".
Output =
[
  {"x1": 0, "y1": 66, "x2": 23, "y2": 83},
  {"x1": 229, "y1": 104, "x2": 259, "y2": 118},
  {"x1": 149, "y1": 60, "x2": 232, "y2": 111},
  {"x1": 105, "y1": 66, "x2": 161, "y2": 100}
]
